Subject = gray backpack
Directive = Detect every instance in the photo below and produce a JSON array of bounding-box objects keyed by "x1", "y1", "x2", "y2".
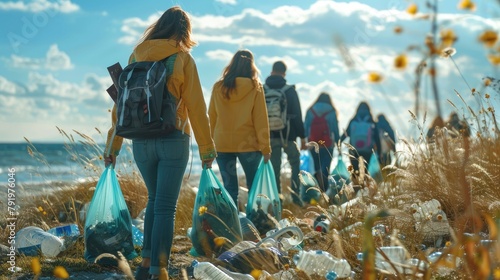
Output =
[{"x1": 264, "y1": 84, "x2": 291, "y2": 131}]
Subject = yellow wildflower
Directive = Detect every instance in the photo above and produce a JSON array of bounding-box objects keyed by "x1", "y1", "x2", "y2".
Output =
[
  {"x1": 494, "y1": 268, "x2": 500, "y2": 279},
  {"x1": 484, "y1": 78, "x2": 492, "y2": 86},
  {"x1": 367, "y1": 72, "x2": 383, "y2": 83},
  {"x1": 394, "y1": 54, "x2": 408, "y2": 70},
  {"x1": 43, "y1": 211, "x2": 47, "y2": 215},
  {"x1": 445, "y1": 241, "x2": 452, "y2": 247},
  {"x1": 458, "y1": 0, "x2": 476, "y2": 11},
  {"x1": 251, "y1": 269, "x2": 262, "y2": 279},
  {"x1": 53, "y1": 266, "x2": 69, "y2": 279},
  {"x1": 488, "y1": 54, "x2": 500, "y2": 66},
  {"x1": 310, "y1": 198, "x2": 318, "y2": 206},
  {"x1": 214, "y1": 237, "x2": 226, "y2": 247},
  {"x1": 440, "y1": 29, "x2": 457, "y2": 47},
  {"x1": 479, "y1": 30, "x2": 498, "y2": 48},
  {"x1": 407, "y1": 3, "x2": 418, "y2": 15},
  {"x1": 485, "y1": 93, "x2": 490, "y2": 99},
  {"x1": 31, "y1": 257, "x2": 41, "y2": 275},
  {"x1": 198, "y1": 206, "x2": 208, "y2": 216},
  {"x1": 37, "y1": 206, "x2": 44, "y2": 212}
]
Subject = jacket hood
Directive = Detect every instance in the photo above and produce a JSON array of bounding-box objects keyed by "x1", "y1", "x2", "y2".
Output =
[
  {"x1": 311, "y1": 102, "x2": 335, "y2": 116},
  {"x1": 215, "y1": 78, "x2": 259, "y2": 102},
  {"x1": 131, "y1": 39, "x2": 181, "y2": 62},
  {"x1": 265, "y1": 75, "x2": 287, "y2": 89}
]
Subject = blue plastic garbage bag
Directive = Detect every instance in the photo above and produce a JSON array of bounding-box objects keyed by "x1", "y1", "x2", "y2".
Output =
[
  {"x1": 327, "y1": 157, "x2": 351, "y2": 205},
  {"x1": 246, "y1": 159, "x2": 282, "y2": 236},
  {"x1": 84, "y1": 166, "x2": 137, "y2": 262},
  {"x1": 191, "y1": 167, "x2": 242, "y2": 256},
  {"x1": 368, "y1": 152, "x2": 383, "y2": 183},
  {"x1": 299, "y1": 150, "x2": 315, "y2": 174},
  {"x1": 299, "y1": 170, "x2": 321, "y2": 205}
]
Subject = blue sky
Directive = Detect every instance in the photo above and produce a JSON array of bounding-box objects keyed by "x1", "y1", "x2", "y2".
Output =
[{"x1": 1, "y1": 0, "x2": 499, "y2": 143}]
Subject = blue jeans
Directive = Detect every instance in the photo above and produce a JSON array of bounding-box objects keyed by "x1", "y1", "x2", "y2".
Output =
[
  {"x1": 216, "y1": 151, "x2": 262, "y2": 206},
  {"x1": 270, "y1": 139, "x2": 300, "y2": 194},
  {"x1": 132, "y1": 130, "x2": 189, "y2": 275},
  {"x1": 310, "y1": 147, "x2": 333, "y2": 191}
]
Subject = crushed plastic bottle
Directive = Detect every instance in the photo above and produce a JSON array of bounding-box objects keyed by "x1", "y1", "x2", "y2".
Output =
[
  {"x1": 428, "y1": 251, "x2": 460, "y2": 276},
  {"x1": 192, "y1": 260, "x2": 233, "y2": 280},
  {"x1": 293, "y1": 250, "x2": 351, "y2": 278},
  {"x1": 16, "y1": 226, "x2": 64, "y2": 258},
  {"x1": 47, "y1": 224, "x2": 80, "y2": 238},
  {"x1": 239, "y1": 212, "x2": 260, "y2": 242},
  {"x1": 218, "y1": 266, "x2": 254, "y2": 280},
  {"x1": 257, "y1": 226, "x2": 303, "y2": 252}
]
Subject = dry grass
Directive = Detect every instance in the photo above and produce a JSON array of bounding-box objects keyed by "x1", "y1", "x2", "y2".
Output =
[{"x1": 2, "y1": 118, "x2": 500, "y2": 280}]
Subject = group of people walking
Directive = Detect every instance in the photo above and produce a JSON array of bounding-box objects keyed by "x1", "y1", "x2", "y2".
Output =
[{"x1": 102, "y1": 6, "x2": 400, "y2": 280}]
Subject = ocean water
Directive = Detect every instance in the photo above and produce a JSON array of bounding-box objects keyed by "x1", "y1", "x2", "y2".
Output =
[{"x1": 0, "y1": 142, "x2": 207, "y2": 197}]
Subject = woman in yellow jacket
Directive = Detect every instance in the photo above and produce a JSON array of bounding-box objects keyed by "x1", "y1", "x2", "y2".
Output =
[
  {"x1": 208, "y1": 49, "x2": 271, "y2": 208},
  {"x1": 104, "y1": 7, "x2": 216, "y2": 280}
]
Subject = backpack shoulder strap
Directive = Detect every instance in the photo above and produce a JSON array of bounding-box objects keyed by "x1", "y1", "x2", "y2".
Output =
[{"x1": 162, "y1": 53, "x2": 177, "y2": 77}]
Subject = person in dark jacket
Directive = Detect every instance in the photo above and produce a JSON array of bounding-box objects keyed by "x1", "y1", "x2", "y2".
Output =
[
  {"x1": 304, "y1": 92, "x2": 339, "y2": 191},
  {"x1": 265, "y1": 61, "x2": 306, "y2": 206},
  {"x1": 446, "y1": 112, "x2": 470, "y2": 138},
  {"x1": 376, "y1": 113, "x2": 396, "y2": 167},
  {"x1": 340, "y1": 101, "x2": 380, "y2": 173}
]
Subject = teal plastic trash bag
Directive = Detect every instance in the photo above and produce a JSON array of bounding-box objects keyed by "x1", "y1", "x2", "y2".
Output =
[
  {"x1": 191, "y1": 167, "x2": 242, "y2": 256},
  {"x1": 299, "y1": 170, "x2": 321, "y2": 205},
  {"x1": 327, "y1": 157, "x2": 351, "y2": 205},
  {"x1": 299, "y1": 150, "x2": 315, "y2": 174},
  {"x1": 368, "y1": 152, "x2": 383, "y2": 183},
  {"x1": 84, "y1": 166, "x2": 137, "y2": 262},
  {"x1": 246, "y1": 159, "x2": 282, "y2": 236}
]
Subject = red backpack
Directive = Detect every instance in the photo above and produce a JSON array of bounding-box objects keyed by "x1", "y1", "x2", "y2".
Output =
[{"x1": 309, "y1": 108, "x2": 333, "y2": 147}]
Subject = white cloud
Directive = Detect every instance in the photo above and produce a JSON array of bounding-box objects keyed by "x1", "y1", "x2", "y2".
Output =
[
  {"x1": 215, "y1": 0, "x2": 237, "y2": 5},
  {"x1": 10, "y1": 44, "x2": 73, "y2": 71},
  {"x1": 0, "y1": 0, "x2": 79, "y2": 13},
  {"x1": 205, "y1": 49, "x2": 234, "y2": 62},
  {"x1": 0, "y1": 76, "x2": 25, "y2": 95}
]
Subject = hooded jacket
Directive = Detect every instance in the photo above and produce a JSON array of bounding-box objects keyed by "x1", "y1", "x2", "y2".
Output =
[
  {"x1": 106, "y1": 39, "x2": 216, "y2": 160},
  {"x1": 208, "y1": 78, "x2": 271, "y2": 154},
  {"x1": 264, "y1": 75, "x2": 305, "y2": 141},
  {"x1": 304, "y1": 102, "x2": 340, "y2": 147}
]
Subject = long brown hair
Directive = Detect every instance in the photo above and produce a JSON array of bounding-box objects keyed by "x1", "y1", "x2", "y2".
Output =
[
  {"x1": 220, "y1": 49, "x2": 260, "y2": 99},
  {"x1": 137, "y1": 6, "x2": 196, "y2": 52}
]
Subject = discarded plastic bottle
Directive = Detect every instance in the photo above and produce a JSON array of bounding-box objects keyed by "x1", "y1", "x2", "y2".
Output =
[
  {"x1": 239, "y1": 212, "x2": 260, "y2": 242},
  {"x1": 257, "y1": 226, "x2": 303, "y2": 252},
  {"x1": 218, "y1": 266, "x2": 254, "y2": 280},
  {"x1": 16, "y1": 226, "x2": 64, "y2": 258},
  {"x1": 47, "y1": 224, "x2": 80, "y2": 238},
  {"x1": 428, "y1": 251, "x2": 460, "y2": 276},
  {"x1": 131, "y1": 224, "x2": 144, "y2": 247},
  {"x1": 293, "y1": 250, "x2": 351, "y2": 278},
  {"x1": 192, "y1": 260, "x2": 233, "y2": 280},
  {"x1": 314, "y1": 215, "x2": 330, "y2": 233}
]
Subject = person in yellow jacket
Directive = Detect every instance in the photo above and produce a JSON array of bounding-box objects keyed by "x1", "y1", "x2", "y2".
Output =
[
  {"x1": 208, "y1": 49, "x2": 271, "y2": 208},
  {"x1": 104, "y1": 6, "x2": 216, "y2": 280}
]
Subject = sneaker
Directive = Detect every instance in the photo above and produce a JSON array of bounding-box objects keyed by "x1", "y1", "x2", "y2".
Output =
[{"x1": 134, "y1": 266, "x2": 149, "y2": 280}]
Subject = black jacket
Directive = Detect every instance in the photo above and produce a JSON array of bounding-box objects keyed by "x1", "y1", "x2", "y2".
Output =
[{"x1": 265, "y1": 75, "x2": 305, "y2": 141}]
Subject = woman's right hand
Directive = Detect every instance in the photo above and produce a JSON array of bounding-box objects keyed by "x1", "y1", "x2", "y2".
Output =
[
  {"x1": 104, "y1": 155, "x2": 115, "y2": 167},
  {"x1": 202, "y1": 158, "x2": 215, "y2": 169},
  {"x1": 263, "y1": 153, "x2": 271, "y2": 163}
]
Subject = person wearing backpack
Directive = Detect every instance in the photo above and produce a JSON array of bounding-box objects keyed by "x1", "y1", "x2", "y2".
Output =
[
  {"x1": 104, "y1": 7, "x2": 216, "y2": 280},
  {"x1": 208, "y1": 49, "x2": 271, "y2": 208},
  {"x1": 376, "y1": 113, "x2": 396, "y2": 167},
  {"x1": 304, "y1": 92, "x2": 340, "y2": 192},
  {"x1": 340, "y1": 101, "x2": 380, "y2": 173},
  {"x1": 264, "y1": 61, "x2": 306, "y2": 207}
]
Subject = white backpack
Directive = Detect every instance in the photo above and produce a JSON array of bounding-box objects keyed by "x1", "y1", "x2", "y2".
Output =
[{"x1": 264, "y1": 84, "x2": 291, "y2": 131}]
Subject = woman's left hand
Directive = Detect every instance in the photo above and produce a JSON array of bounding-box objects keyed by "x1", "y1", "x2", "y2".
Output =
[{"x1": 202, "y1": 158, "x2": 215, "y2": 169}]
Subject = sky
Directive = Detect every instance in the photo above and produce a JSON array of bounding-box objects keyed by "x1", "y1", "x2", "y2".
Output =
[{"x1": 1, "y1": 0, "x2": 499, "y2": 144}]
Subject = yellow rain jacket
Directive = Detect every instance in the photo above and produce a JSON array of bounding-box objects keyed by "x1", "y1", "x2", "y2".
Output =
[
  {"x1": 106, "y1": 39, "x2": 216, "y2": 160},
  {"x1": 208, "y1": 78, "x2": 271, "y2": 155}
]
